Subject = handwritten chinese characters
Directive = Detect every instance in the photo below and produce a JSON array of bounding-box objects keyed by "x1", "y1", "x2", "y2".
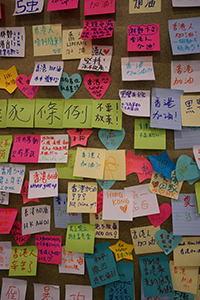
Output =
[
  {"x1": 58, "y1": 72, "x2": 82, "y2": 100},
  {"x1": 90, "y1": 212, "x2": 119, "y2": 239},
  {"x1": 1, "y1": 278, "x2": 27, "y2": 300},
  {"x1": 181, "y1": 95, "x2": 200, "y2": 126},
  {"x1": 59, "y1": 247, "x2": 84, "y2": 275},
  {"x1": 0, "y1": 241, "x2": 12, "y2": 269},
  {"x1": 47, "y1": 0, "x2": 79, "y2": 11},
  {"x1": 11, "y1": 135, "x2": 40, "y2": 163},
  {"x1": 84, "y1": 0, "x2": 115, "y2": 15},
  {"x1": 65, "y1": 285, "x2": 92, "y2": 300},
  {"x1": 0, "y1": 163, "x2": 25, "y2": 194},
  {"x1": 84, "y1": 73, "x2": 111, "y2": 99},
  {"x1": 0, "y1": 136, "x2": 12, "y2": 162},
  {"x1": 129, "y1": 0, "x2": 161, "y2": 13},
  {"x1": 35, "y1": 235, "x2": 62, "y2": 264},
  {"x1": 0, "y1": 65, "x2": 18, "y2": 94},
  {"x1": 80, "y1": 19, "x2": 114, "y2": 39},
  {"x1": 0, "y1": 27, "x2": 25, "y2": 57},
  {"x1": 13, "y1": 0, "x2": 44, "y2": 16},
  {"x1": 174, "y1": 237, "x2": 200, "y2": 267}
]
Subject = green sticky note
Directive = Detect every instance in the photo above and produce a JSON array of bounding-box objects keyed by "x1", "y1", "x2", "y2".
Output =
[
  {"x1": 56, "y1": 150, "x2": 83, "y2": 180},
  {"x1": 35, "y1": 98, "x2": 64, "y2": 128},
  {"x1": 63, "y1": 99, "x2": 92, "y2": 128},
  {"x1": 0, "y1": 99, "x2": 7, "y2": 128},
  {"x1": 134, "y1": 118, "x2": 166, "y2": 149},
  {"x1": 0, "y1": 135, "x2": 13, "y2": 162},
  {"x1": 66, "y1": 223, "x2": 95, "y2": 254},
  {"x1": 92, "y1": 100, "x2": 122, "y2": 130},
  {"x1": 195, "y1": 182, "x2": 200, "y2": 214},
  {"x1": 9, "y1": 246, "x2": 38, "y2": 276},
  {"x1": 6, "y1": 99, "x2": 34, "y2": 128}
]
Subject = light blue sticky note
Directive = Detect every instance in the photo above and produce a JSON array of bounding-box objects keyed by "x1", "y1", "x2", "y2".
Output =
[
  {"x1": 58, "y1": 72, "x2": 82, "y2": 100},
  {"x1": 168, "y1": 17, "x2": 200, "y2": 55},
  {"x1": 105, "y1": 262, "x2": 134, "y2": 300},
  {"x1": 97, "y1": 180, "x2": 116, "y2": 190},
  {"x1": 176, "y1": 155, "x2": 200, "y2": 182},
  {"x1": 171, "y1": 194, "x2": 200, "y2": 236},
  {"x1": 139, "y1": 254, "x2": 174, "y2": 298},
  {"x1": 169, "y1": 291, "x2": 194, "y2": 300},
  {"x1": 150, "y1": 88, "x2": 184, "y2": 130},
  {"x1": 85, "y1": 241, "x2": 119, "y2": 288},
  {"x1": 141, "y1": 280, "x2": 169, "y2": 300},
  {"x1": 148, "y1": 151, "x2": 176, "y2": 180},
  {"x1": 98, "y1": 128, "x2": 125, "y2": 150},
  {"x1": 54, "y1": 194, "x2": 82, "y2": 228},
  {"x1": 155, "y1": 230, "x2": 182, "y2": 255},
  {"x1": 174, "y1": 127, "x2": 200, "y2": 149}
]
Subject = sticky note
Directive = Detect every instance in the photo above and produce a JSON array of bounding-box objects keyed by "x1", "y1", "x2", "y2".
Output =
[
  {"x1": 176, "y1": 155, "x2": 200, "y2": 183},
  {"x1": 11, "y1": 135, "x2": 40, "y2": 163},
  {"x1": 155, "y1": 230, "x2": 182, "y2": 255},
  {"x1": 0, "y1": 135, "x2": 12, "y2": 162},
  {"x1": 174, "y1": 127, "x2": 200, "y2": 149},
  {"x1": 13, "y1": 0, "x2": 44, "y2": 15},
  {"x1": 58, "y1": 72, "x2": 82, "y2": 100},
  {"x1": 30, "y1": 62, "x2": 64, "y2": 86},
  {"x1": 11, "y1": 220, "x2": 31, "y2": 246},
  {"x1": 90, "y1": 212, "x2": 119, "y2": 239},
  {"x1": 129, "y1": 0, "x2": 161, "y2": 13},
  {"x1": 0, "y1": 66, "x2": 18, "y2": 93},
  {"x1": 147, "y1": 203, "x2": 172, "y2": 228},
  {"x1": 16, "y1": 74, "x2": 39, "y2": 100},
  {"x1": 35, "y1": 235, "x2": 62, "y2": 264},
  {"x1": 59, "y1": 246, "x2": 84, "y2": 275},
  {"x1": 0, "y1": 100, "x2": 7, "y2": 128},
  {"x1": 0, "y1": 27, "x2": 25, "y2": 57},
  {"x1": 172, "y1": 0, "x2": 200, "y2": 6},
  {"x1": 56, "y1": 150, "x2": 83, "y2": 180},
  {"x1": 21, "y1": 180, "x2": 39, "y2": 205},
  {"x1": 47, "y1": 0, "x2": 79, "y2": 11},
  {"x1": 174, "y1": 237, "x2": 200, "y2": 267},
  {"x1": 148, "y1": 151, "x2": 176, "y2": 180},
  {"x1": 80, "y1": 19, "x2": 114, "y2": 39},
  {"x1": 98, "y1": 128, "x2": 125, "y2": 150},
  {"x1": 0, "y1": 241, "x2": 12, "y2": 269},
  {"x1": 181, "y1": 95, "x2": 200, "y2": 126},
  {"x1": 84, "y1": 73, "x2": 111, "y2": 99},
  {"x1": 0, "y1": 163, "x2": 25, "y2": 194},
  {"x1": 84, "y1": 0, "x2": 115, "y2": 15},
  {"x1": 109, "y1": 240, "x2": 134, "y2": 261},
  {"x1": 67, "y1": 129, "x2": 93, "y2": 148},
  {"x1": 1, "y1": 278, "x2": 27, "y2": 300},
  {"x1": 34, "y1": 284, "x2": 59, "y2": 300},
  {"x1": 65, "y1": 285, "x2": 92, "y2": 300},
  {"x1": 103, "y1": 150, "x2": 126, "y2": 180}
]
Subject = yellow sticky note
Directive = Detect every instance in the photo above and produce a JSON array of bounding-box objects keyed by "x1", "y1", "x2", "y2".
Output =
[
  {"x1": 90, "y1": 212, "x2": 119, "y2": 239},
  {"x1": 194, "y1": 275, "x2": 200, "y2": 300},
  {"x1": 174, "y1": 237, "x2": 200, "y2": 267},
  {"x1": 0, "y1": 66, "x2": 18, "y2": 93},
  {"x1": 0, "y1": 99, "x2": 7, "y2": 128},
  {"x1": 103, "y1": 150, "x2": 126, "y2": 180},
  {"x1": 109, "y1": 240, "x2": 134, "y2": 261},
  {"x1": 181, "y1": 95, "x2": 200, "y2": 126},
  {"x1": 129, "y1": 0, "x2": 161, "y2": 14}
]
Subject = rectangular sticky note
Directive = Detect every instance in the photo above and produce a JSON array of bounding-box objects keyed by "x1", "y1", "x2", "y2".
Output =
[
  {"x1": 0, "y1": 27, "x2": 25, "y2": 57},
  {"x1": 0, "y1": 99, "x2": 7, "y2": 128},
  {"x1": 129, "y1": 0, "x2": 161, "y2": 13},
  {"x1": 90, "y1": 212, "x2": 119, "y2": 239},
  {"x1": 11, "y1": 135, "x2": 40, "y2": 163},
  {"x1": 56, "y1": 150, "x2": 83, "y2": 180},
  {"x1": 174, "y1": 237, "x2": 200, "y2": 266},
  {"x1": 84, "y1": 0, "x2": 115, "y2": 15},
  {"x1": 0, "y1": 135, "x2": 12, "y2": 162},
  {"x1": 80, "y1": 19, "x2": 114, "y2": 39},
  {"x1": 181, "y1": 95, "x2": 200, "y2": 126},
  {"x1": 121, "y1": 57, "x2": 155, "y2": 81}
]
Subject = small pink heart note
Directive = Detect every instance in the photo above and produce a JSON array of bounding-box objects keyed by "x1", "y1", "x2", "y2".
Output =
[
  {"x1": 11, "y1": 220, "x2": 31, "y2": 246},
  {"x1": 84, "y1": 73, "x2": 111, "y2": 99},
  {"x1": 147, "y1": 203, "x2": 172, "y2": 227},
  {"x1": 16, "y1": 73, "x2": 39, "y2": 100},
  {"x1": 95, "y1": 191, "x2": 103, "y2": 215}
]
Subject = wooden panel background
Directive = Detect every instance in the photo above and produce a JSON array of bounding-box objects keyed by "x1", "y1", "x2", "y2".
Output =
[{"x1": 0, "y1": 0, "x2": 200, "y2": 299}]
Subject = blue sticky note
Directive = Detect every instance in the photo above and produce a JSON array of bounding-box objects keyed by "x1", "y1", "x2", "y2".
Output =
[
  {"x1": 58, "y1": 72, "x2": 82, "y2": 100},
  {"x1": 141, "y1": 280, "x2": 170, "y2": 300},
  {"x1": 98, "y1": 128, "x2": 125, "y2": 150},
  {"x1": 176, "y1": 155, "x2": 200, "y2": 182},
  {"x1": 174, "y1": 127, "x2": 200, "y2": 149},
  {"x1": 169, "y1": 291, "x2": 194, "y2": 300},
  {"x1": 54, "y1": 194, "x2": 82, "y2": 228},
  {"x1": 85, "y1": 241, "x2": 119, "y2": 288},
  {"x1": 148, "y1": 151, "x2": 176, "y2": 180},
  {"x1": 97, "y1": 180, "x2": 116, "y2": 190},
  {"x1": 105, "y1": 262, "x2": 134, "y2": 300},
  {"x1": 139, "y1": 254, "x2": 174, "y2": 298},
  {"x1": 150, "y1": 88, "x2": 184, "y2": 130}
]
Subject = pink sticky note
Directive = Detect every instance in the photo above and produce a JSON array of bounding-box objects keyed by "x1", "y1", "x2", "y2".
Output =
[
  {"x1": 16, "y1": 74, "x2": 39, "y2": 100},
  {"x1": 0, "y1": 208, "x2": 18, "y2": 234},
  {"x1": 147, "y1": 203, "x2": 172, "y2": 228},
  {"x1": 11, "y1": 135, "x2": 40, "y2": 163},
  {"x1": 84, "y1": 0, "x2": 115, "y2": 16},
  {"x1": 47, "y1": 0, "x2": 79, "y2": 11},
  {"x1": 35, "y1": 235, "x2": 62, "y2": 264},
  {"x1": 67, "y1": 128, "x2": 93, "y2": 147},
  {"x1": 11, "y1": 221, "x2": 31, "y2": 246},
  {"x1": 21, "y1": 180, "x2": 39, "y2": 204},
  {"x1": 80, "y1": 19, "x2": 114, "y2": 39},
  {"x1": 95, "y1": 191, "x2": 103, "y2": 215},
  {"x1": 137, "y1": 157, "x2": 154, "y2": 183},
  {"x1": 126, "y1": 151, "x2": 145, "y2": 176},
  {"x1": 0, "y1": 1, "x2": 2, "y2": 19},
  {"x1": 127, "y1": 24, "x2": 160, "y2": 52},
  {"x1": 84, "y1": 73, "x2": 111, "y2": 99}
]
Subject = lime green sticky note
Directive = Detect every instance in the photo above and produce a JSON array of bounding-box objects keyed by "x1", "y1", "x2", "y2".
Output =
[
  {"x1": 92, "y1": 100, "x2": 122, "y2": 130},
  {"x1": 63, "y1": 99, "x2": 92, "y2": 128},
  {"x1": 56, "y1": 150, "x2": 83, "y2": 180},
  {"x1": 9, "y1": 246, "x2": 38, "y2": 276},
  {"x1": 6, "y1": 99, "x2": 35, "y2": 128},
  {"x1": 134, "y1": 118, "x2": 166, "y2": 149},
  {"x1": 35, "y1": 99, "x2": 64, "y2": 128},
  {"x1": 0, "y1": 100, "x2": 7, "y2": 128},
  {"x1": 66, "y1": 223, "x2": 95, "y2": 254},
  {"x1": 195, "y1": 182, "x2": 200, "y2": 214},
  {"x1": 0, "y1": 135, "x2": 13, "y2": 162}
]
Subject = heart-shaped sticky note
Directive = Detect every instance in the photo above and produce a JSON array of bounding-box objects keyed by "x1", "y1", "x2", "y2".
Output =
[
  {"x1": 95, "y1": 191, "x2": 103, "y2": 215},
  {"x1": 147, "y1": 203, "x2": 172, "y2": 228},
  {"x1": 97, "y1": 180, "x2": 116, "y2": 190},
  {"x1": 11, "y1": 220, "x2": 31, "y2": 246},
  {"x1": 155, "y1": 229, "x2": 182, "y2": 255},
  {"x1": 176, "y1": 155, "x2": 200, "y2": 182},
  {"x1": 16, "y1": 74, "x2": 39, "y2": 100},
  {"x1": 84, "y1": 73, "x2": 111, "y2": 99},
  {"x1": 98, "y1": 128, "x2": 125, "y2": 150},
  {"x1": 58, "y1": 72, "x2": 82, "y2": 100}
]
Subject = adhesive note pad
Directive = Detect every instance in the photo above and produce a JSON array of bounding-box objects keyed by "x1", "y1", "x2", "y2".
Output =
[
  {"x1": 65, "y1": 223, "x2": 95, "y2": 254},
  {"x1": 0, "y1": 135, "x2": 12, "y2": 162},
  {"x1": 1, "y1": 278, "x2": 27, "y2": 300},
  {"x1": 134, "y1": 118, "x2": 166, "y2": 149},
  {"x1": 35, "y1": 235, "x2": 62, "y2": 264},
  {"x1": 11, "y1": 135, "x2": 40, "y2": 163},
  {"x1": 0, "y1": 100, "x2": 7, "y2": 128},
  {"x1": 85, "y1": 241, "x2": 119, "y2": 288},
  {"x1": 0, "y1": 163, "x2": 25, "y2": 193},
  {"x1": 59, "y1": 246, "x2": 84, "y2": 275},
  {"x1": 181, "y1": 95, "x2": 200, "y2": 126},
  {"x1": 65, "y1": 285, "x2": 92, "y2": 300},
  {"x1": 84, "y1": 0, "x2": 115, "y2": 15},
  {"x1": 32, "y1": 24, "x2": 62, "y2": 56},
  {"x1": 0, "y1": 27, "x2": 25, "y2": 57},
  {"x1": 0, "y1": 208, "x2": 17, "y2": 234},
  {"x1": 174, "y1": 237, "x2": 200, "y2": 267},
  {"x1": 150, "y1": 88, "x2": 183, "y2": 130},
  {"x1": 139, "y1": 254, "x2": 174, "y2": 297},
  {"x1": 103, "y1": 150, "x2": 126, "y2": 180},
  {"x1": 47, "y1": 0, "x2": 79, "y2": 11},
  {"x1": 56, "y1": 150, "x2": 83, "y2": 180},
  {"x1": 172, "y1": 0, "x2": 200, "y2": 6},
  {"x1": 129, "y1": 0, "x2": 161, "y2": 13},
  {"x1": 121, "y1": 57, "x2": 155, "y2": 81},
  {"x1": 0, "y1": 66, "x2": 18, "y2": 94},
  {"x1": 168, "y1": 17, "x2": 200, "y2": 55},
  {"x1": 9, "y1": 246, "x2": 38, "y2": 276},
  {"x1": 174, "y1": 127, "x2": 200, "y2": 149},
  {"x1": 148, "y1": 152, "x2": 176, "y2": 180},
  {"x1": 30, "y1": 62, "x2": 64, "y2": 86},
  {"x1": 90, "y1": 212, "x2": 119, "y2": 239},
  {"x1": 128, "y1": 24, "x2": 160, "y2": 52},
  {"x1": 80, "y1": 20, "x2": 114, "y2": 39},
  {"x1": 0, "y1": 242, "x2": 12, "y2": 269},
  {"x1": 13, "y1": 0, "x2": 44, "y2": 15},
  {"x1": 67, "y1": 182, "x2": 97, "y2": 213},
  {"x1": 34, "y1": 284, "x2": 59, "y2": 300}
]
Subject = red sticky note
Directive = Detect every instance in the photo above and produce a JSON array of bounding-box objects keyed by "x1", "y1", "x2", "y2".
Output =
[
  {"x1": 80, "y1": 19, "x2": 114, "y2": 39},
  {"x1": 47, "y1": 0, "x2": 79, "y2": 11},
  {"x1": 67, "y1": 128, "x2": 93, "y2": 147},
  {"x1": 127, "y1": 24, "x2": 160, "y2": 52},
  {"x1": 35, "y1": 235, "x2": 62, "y2": 264},
  {"x1": 0, "y1": 208, "x2": 18, "y2": 234},
  {"x1": 126, "y1": 151, "x2": 145, "y2": 176},
  {"x1": 11, "y1": 135, "x2": 40, "y2": 163},
  {"x1": 147, "y1": 203, "x2": 172, "y2": 228},
  {"x1": 11, "y1": 220, "x2": 31, "y2": 246},
  {"x1": 84, "y1": 0, "x2": 115, "y2": 16},
  {"x1": 21, "y1": 180, "x2": 39, "y2": 204},
  {"x1": 95, "y1": 191, "x2": 103, "y2": 215}
]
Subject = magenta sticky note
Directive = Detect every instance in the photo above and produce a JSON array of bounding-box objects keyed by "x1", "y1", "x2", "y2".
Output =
[
  {"x1": 0, "y1": 1, "x2": 2, "y2": 19},
  {"x1": 127, "y1": 24, "x2": 160, "y2": 52},
  {"x1": 84, "y1": 0, "x2": 115, "y2": 16},
  {"x1": 47, "y1": 0, "x2": 79, "y2": 11},
  {"x1": 0, "y1": 208, "x2": 18, "y2": 234},
  {"x1": 11, "y1": 135, "x2": 40, "y2": 163},
  {"x1": 80, "y1": 19, "x2": 114, "y2": 39},
  {"x1": 35, "y1": 235, "x2": 62, "y2": 264},
  {"x1": 16, "y1": 74, "x2": 39, "y2": 100}
]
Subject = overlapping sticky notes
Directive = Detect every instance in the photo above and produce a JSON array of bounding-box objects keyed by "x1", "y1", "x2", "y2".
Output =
[
  {"x1": 148, "y1": 203, "x2": 172, "y2": 228},
  {"x1": 35, "y1": 98, "x2": 64, "y2": 128},
  {"x1": 0, "y1": 135, "x2": 12, "y2": 162},
  {"x1": 65, "y1": 285, "x2": 92, "y2": 300},
  {"x1": 148, "y1": 151, "x2": 176, "y2": 180},
  {"x1": 13, "y1": 0, "x2": 44, "y2": 15},
  {"x1": 103, "y1": 150, "x2": 126, "y2": 180},
  {"x1": 78, "y1": 45, "x2": 113, "y2": 72},
  {"x1": 67, "y1": 182, "x2": 97, "y2": 213},
  {"x1": 130, "y1": 225, "x2": 163, "y2": 254},
  {"x1": 168, "y1": 17, "x2": 200, "y2": 55},
  {"x1": 125, "y1": 184, "x2": 160, "y2": 218},
  {"x1": 174, "y1": 127, "x2": 200, "y2": 150},
  {"x1": 155, "y1": 230, "x2": 182, "y2": 255},
  {"x1": 30, "y1": 62, "x2": 64, "y2": 86},
  {"x1": 58, "y1": 72, "x2": 82, "y2": 100},
  {"x1": 11, "y1": 221, "x2": 31, "y2": 246},
  {"x1": 129, "y1": 0, "x2": 161, "y2": 13},
  {"x1": 149, "y1": 170, "x2": 183, "y2": 200},
  {"x1": 139, "y1": 254, "x2": 174, "y2": 297},
  {"x1": 170, "y1": 261, "x2": 198, "y2": 295},
  {"x1": 0, "y1": 163, "x2": 25, "y2": 193},
  {"x1": 121, "y1": 56, "x2": 155, "y2": 81},
  {"x1": 176, "y1": 155, "x2": 200, "y2": 184},
  {"x1": 1, "y1": 278, "x2": 27, "y2": 300},
  {"x1": 35, "y1": 235, "x2": 61, "y2": 264},
  {"x1": 102, "y1": 190, "x2": 133, "y2": 221},
  {"x1": 34, "y1": 284, "x2": 59, "y2": 300},
  {"x1": 84, "y1": 73, "x2": 111, "y2": 99},
  {"x1": 128, "y1": 24, "x2": 160, "y2": 52},
  {"x1": 150, "y1": 88, "x2": 183, "y2": 130},
  {"x1": 98, "y1": 128, "x2": 125, "y2": 150},
  {"x1": 172, "y1": 0, "x2": 200, "y2": 6},
  {"x1": 80, "y1": 19, "x2": 114, "y2": 39},
  {"x1": 0, "y1": 66, "x2": 18, "y2": 93},
  {"x1": 21, "y1": 205, "x2": 51, "y2": 235},
  {"x1": 85, "y1": 241, "x2": 119, "y2": 288},
  {"x1": 174, "y1": 237, "x2": 200, "y2": 267},
  {"x1": 0, "y1": 100, "x2": 7, "y2": 128},
  {"x1": 119, "y1": 89, "x2": 150, "y2": 117},
  {"x1": 16, "y1": 74, "x2": 39, "y2": 100},
  {"x1": 134, "y1": 118, "x2": 166, "y2": 150},
  {"x1": 67, "y1": 129, "x2": 93, "y2": 147},
  {"x1": 54, "y1": 194, "x2": 82, "y2": 228},
  {"x1": 97, "y1": 179, "x2": 116, "y2": 190},
  {"x1": 0, "y1": 27, "x2": 25, "y2": 57},
  {"x1": 90, "y1": 212, "x2": 119, "y2": 239},
  {"x1": 6, "y1": 99, "x2": 35, "y2": 128},
  {"x1": 59, "y1": 246, "x2": 84, "y2": 275},
  {"x1": 181, "y1": 95, "x2": 200, "y2": 126},
  {"x1": 62, "y1": 29, "x2": 92, "y2": 60},
  {"x1": 56, "y1": 150, "x2": 83, "y2": 180},
  {"x1": 109, "y1": 240, "x2": 134, "y2": 261},
  {"x1": 21, "y1": 180, "x2": 39, "y2": 204},
  {"x1": 0, "y1": 241, "x2": 12, "y2": 269},
  {"x1": 11, "y1": 135, "x2": 40, "y2": 163},
  {"x1": 32, "y1": 24, "x2": 61, "y2": 56},
  {"x1": 84, "y1": 0, "x2": 115, "y2": 15},
  {"x1": 66, "y1": 223, "x2": 95, "y2": 253},
  {"x1": 9, "y1": 246, "x2": 38, "y2": 276}
]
